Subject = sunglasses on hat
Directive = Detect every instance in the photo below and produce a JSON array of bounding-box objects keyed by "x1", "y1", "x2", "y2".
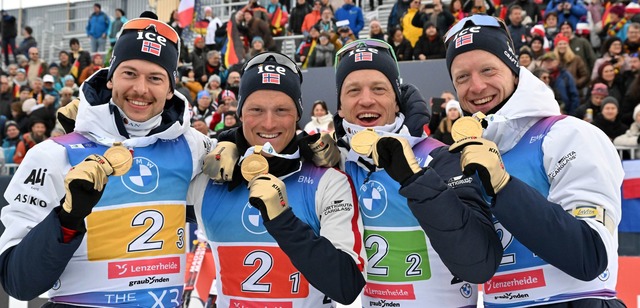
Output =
[
  {"x1": 241, "y1": 51, "x2": 303, "y2": 83},
  {"x1": 444, "y1": 15, "x2": 514, "y2": 50},
  {"x1": 121, "y1": 18, "x2": 180, "y2": 46},
  {"x1": 334, "y1": 38, "x2": 399, "y2": 71}
]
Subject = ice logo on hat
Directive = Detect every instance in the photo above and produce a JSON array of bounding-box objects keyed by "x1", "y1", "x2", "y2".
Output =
[{"x1": 257, "y1": 64, "x2": 286, "y2": 84}]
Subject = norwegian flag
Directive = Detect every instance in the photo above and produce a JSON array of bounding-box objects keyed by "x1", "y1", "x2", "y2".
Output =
[
  {"x1": 141, "y1": 40, "x2": 162, "y2": 56},
  {"x1": 355, "y1": 52, "x2": 373, "y2": 62},
  {"x1": 262, "y1": 73, "x2": 280, "y2": 84},
  {"x1": 455, "y1": 34, "x2": 473, "y2": 48}
]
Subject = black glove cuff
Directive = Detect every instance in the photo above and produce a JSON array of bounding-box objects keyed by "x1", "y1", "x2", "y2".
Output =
[{"x1": 57, "y1": 202, "x2": 87, "y2": 232}]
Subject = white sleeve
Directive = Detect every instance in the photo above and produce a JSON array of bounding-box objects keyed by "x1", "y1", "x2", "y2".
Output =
[
  {"x1": 315, "y1": 168, "x2": 366, "y2": 269},
  {"x1": 0, "y1": 140, "x2": 70, "y2": 255},
  {"x1": 543, "y1": 117, "x2": 623, "y2": 248}
]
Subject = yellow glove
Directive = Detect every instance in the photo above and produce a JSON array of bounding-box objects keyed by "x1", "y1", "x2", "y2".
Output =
[
  {"x1": 59, "y1": 154, "x2": 114, "y2": 231},
  {"x1": 56, "y1": 99, "x2": 79, "y2": 133},
  {"x1": 203, "y1": 141, "x2": 239, "y2": 182},
  {"x1": 248, "y1": 173, "x2": 290, "y2": 221},
  {"x1": 301, "y1": 132, "x2": 341, "y2": 167},
  {"x1": 449, "y1": 137, "x2": 510, "y2": 196}
]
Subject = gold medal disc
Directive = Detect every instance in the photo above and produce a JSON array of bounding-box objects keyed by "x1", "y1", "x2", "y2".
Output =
[
  {"x1": 241, "y1": 154, "x2": 269, "y2": 181},
  {"x1": 103, "y1": 143, "x2": 133, "y2": 176},
  {"x1": 350, "y1": 129, "x2": 380, "y2": 156},
  {"x1": 451, "y1": 117, "x2": 484, "y2": 142}
]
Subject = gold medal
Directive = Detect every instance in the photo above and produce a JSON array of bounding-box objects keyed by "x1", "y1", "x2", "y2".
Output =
[
  {"x1": 241, "y1": 146, "x2": 269, "y2": 181},
  {"x1": 350, "y1": 129, "x2": 380, "y2": 156},
  {"x1": 451, "y1": 117, "x2": 484, "y2": 142},
  {"x1": 103, "y1": 142, "x2": 133, "y2": 176}
]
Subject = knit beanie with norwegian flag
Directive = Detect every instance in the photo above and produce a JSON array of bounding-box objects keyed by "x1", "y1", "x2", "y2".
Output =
[
  {"x1": 236, "y1": 55, "x2": 303, "y2": 121},
  {"x1": 445, "y1": 25, "x2": 520, "y2": 79},
  {"x1": 334, "y1": 45, "x2": 401, "y2": 110},
  {"x1": 107, "y1": 15, "x2": 180, "y2": 90}
]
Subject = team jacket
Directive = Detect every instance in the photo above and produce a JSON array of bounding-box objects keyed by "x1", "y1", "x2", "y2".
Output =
[
  {"x1": 0, "y1": 69, "x2": 211, "y2": 307},
  {"x1": 189, "y1": 161, "x2": 366, "y2": 307},
  {"x1": 480, "y1": 68, "x2": 623, "y2": 307},
  {"x1": 334, "y1": 83, "x2": 502, "y2": 307}
]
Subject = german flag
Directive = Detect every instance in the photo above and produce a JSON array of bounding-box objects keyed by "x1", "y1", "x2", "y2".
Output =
[
  {"x1": 70, "y1": 59, "x2": 81, "y2": 79},
  {"x1": 222, "y1": 17, "x2": 245, "y2": 68}
]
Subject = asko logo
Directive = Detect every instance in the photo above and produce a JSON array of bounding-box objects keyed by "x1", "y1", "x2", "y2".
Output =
[{"x1": 108, "y1": 257, "x2": 180, "y2": 279}]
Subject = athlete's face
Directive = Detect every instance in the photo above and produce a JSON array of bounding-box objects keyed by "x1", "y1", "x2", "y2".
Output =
[
  {"x1": 241, "y1": 90, "x2": 298, "y2": 153},
  {"x1": 339, "y1": 70, "x2": 399, "y2": 127},
  {"x1": 450, "y1": 49, "x2": 517, "y2": 115},
  {"x1": 107, "y1": 59, "x2": 173, "y2": 123}
]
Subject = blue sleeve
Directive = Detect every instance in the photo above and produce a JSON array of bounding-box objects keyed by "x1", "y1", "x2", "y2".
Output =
[
  {"x1": 264, "y1": 209, "x2": 365, "y2": 305},
  {"x1": 400, "y1": 147, "x2": 502, "y2": 283},
  {"x1": 570, "y1": 1, "x2": 587, "y2": 18},
  {"x1": 491, "y1": 177, "x2": 607, "y2": 281},
  {"x1": 86, "y1": 16, "x2": 91, "y2": 35},
  {"x1": 546, "y1": 0, "x2": 559, "y2": 14},
  {"x1": 0, "y1": 207, "x2": 82, "y2": 300}
]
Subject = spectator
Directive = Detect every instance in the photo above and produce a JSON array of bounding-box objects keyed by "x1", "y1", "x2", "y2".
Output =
[
  {"x1": 624, "y1": 22, "x2": 640, "y2": 55},
  {"x1": 539, "y1": 52, "x2": 580, "y2": 115},
  {"x1": 68, "y1": 38, "x2": 91, "y2": 82},
  {"x1": 320, "y1": 0, "x2": 335, "y2": 15},
  {"x1": 225, "y1": 70, "x2": 241, "y2": 95},
  {"x1": 449, "y1": 0, "x2": 465, "y2": 21},
  {"x1": 335, "y1": 0, "x2": 364, "y2": 38},
  {"x1": 529, "y1": 36, "x2": 547, "y2": 59},
  {"x1": 210, "y1": 90, "x2": 236, "y2": 131},
  {"x1": 431, "y1": 99, "x2": 462, "y2": 145},
  {"x1": 369, "y1": 19, "x2": 385, "y2": 41},
  {"x1": 602, "y1": 4, "x2": 628, "y2": 42},
  {"x1": 190, "y1": 36, "x2": 209, "y2": 85},
  {"x1": 519, "y1": 46, "x2": 537, "y2": 71},
  {"x1": 575, "y1": 82, "x2": 608, "y2": 122},
  {"x1": 507, "y1": 5, "x2": 531, "y2": 54},
  {"x1": 289, "y1": 0, "x2": 312, "y2": 35},
  {"x1": 107, "y1": 8, "x2": 127, "y2": 47},
  {"x1": 311, "y1": 32, "x2": 335, "y2": 67},
  {"x1": 181, "y1": 67, "x2": 204, "y2": 102},
  {"x1": 592, "y1": 61, "x2": 626, "y2": 104},
  {"x1": 237, "y1": 9, "x2": 275, "y2": 51},
  {"x1": 203, "y1": 7, "x2": 223, "y2": 51},
  {"x1": 47, "y1": 63, "x2": 63, "y2": 92},
  {"x1": 58, "y1": 87, "x2": 75, "y2": 107},
  {"x1": 336, "y1": 24, "x2": 356, "y2": 46},
  {"x1": 614, "y1": 104, "x2": 640, "y2": 158},
  {"x1": 303, "y1": 100, "x2": 334, "y2": 134},
  {"x1": 191, "y1": 118, "x2": 210, "y2": 137},
  {"x1": 78, "y1": 53, "x2": 104, "y2": 85},
  {"x1": 6, "y1": 64, "x2": 17, "y2": 84},
  {"x1": 2, "y1": 121, "x2": 20, "y2": 164},
  {"x1": 553, "y1": 33, "x2": 589, "y2": 95},
  {"x1": 530, "y1": 24, "x2": 551, "y2": 51},
  {"x1": 301, "y1": 0, "x2": 323, "y2": 35},
  {"x1": 592, "y1": 37, "x2": 631, "y2": 80},
  {"x1": 206, "y1": 75, "x2": 223, "y2": 100},
  {"x1": 462, "y1": 0, "x2": 495, "y2": 16},
  {"x1": 388, "y1": 26, "x2": 413, "y2": 61},
  {"x1": 544, "y1": 11, "x2": 559, "y2": 41},
  {"x1": 218, "y1": 112, "x2": 240, "y2": 133},
  {"x1": 25, "y1": 47, "x2": 47, "y2": 85},
  {"x1": 388, "y1": 0, "x2": 411, "y2": 35},
  {"x1": 266, "y1": 0, "x2": 288, "y2": 37},
  {"x1": 13, "y1": 117, "x2": 48, "y2": 164},
  {"x1": 62, "y1": 75, "x2": 79, "y2": 97},
  {"x1": 592, "y1": 96, "x2": 628, "y2": 141},
  {"x1": 620, "y1": 57, "x2": 640, "y2": 126},
  {"x1": 512, "y1": 0, "x2": 543, "y2": 26},
  {"x1": 168, "y1": 9, "x2": 190, "y2": 63},
  {"x1": 192, "y1": 90, "x2": 216, "y2": 126},
  {"x1": 401, "y1": 0, "x2": 423, "y2": 47},
  {"x1": 0, "y1": 75, "x2": 12, "y2": 119},
  {"x1": 1, "y1": 10, "x2": 18, "y2": 67},
  {"x1": 85, "y1": 3, "x2": 110, "y2": 52},
  {"x1": 560, "y1": 21, "x2": 597, "y2": 72},
  {"x1": 41, "y1": 75, "x2": 60, "y2": 108},
  {"x1": 413, "y1": 22, "x2": 446, "y2": 60},
  {"x1": 411, "y1": 0, "x2": 455, "y2": 39},
  {"x1": 15, "y1": 26, "x2": 36, "y2": 58},
  {"x1": 315, "y1": 7, "x2": 337, "y2": 34},
  {"x1": 10, "y1": 101, "x2": 28, "y2": 134},
  {"x1": 57, "y1": 51, "x2": 72, "y2": 78},
  {"x1": 546, "y1": 0, "x2": 587, "y2": 30},
  {"x1": 247, "y1": 36, "x2": 267, "y2": 59}
]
